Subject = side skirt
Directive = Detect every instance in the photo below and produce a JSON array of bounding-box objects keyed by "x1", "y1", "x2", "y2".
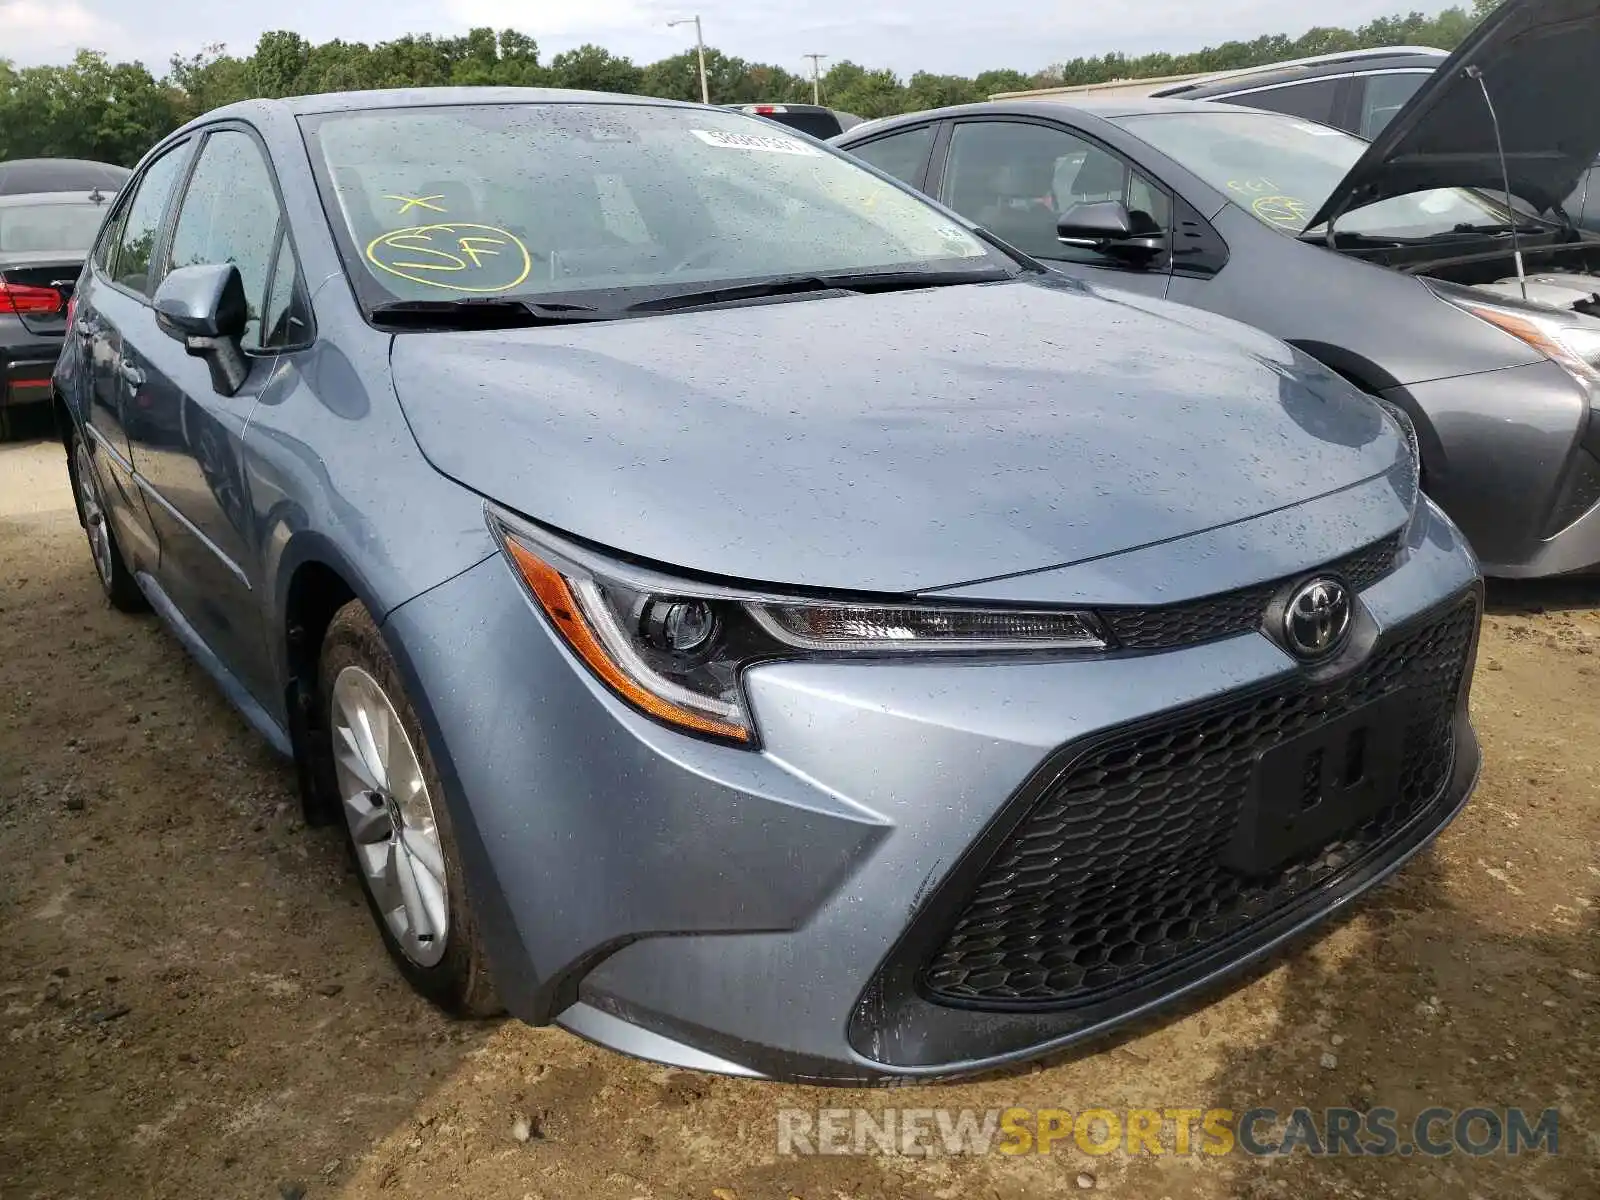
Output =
[{"x1": 135, "y1": 570, "x2": 294, "y2": 759}]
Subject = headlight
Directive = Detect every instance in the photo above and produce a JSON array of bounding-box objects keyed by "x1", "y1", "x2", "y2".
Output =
[
  {"x1": 1373, "y1": 396, "x2": 1421, "y2": 488},
  {"x1": 489, "y1": 509, "x2": 1106, "y2": 745},
  {"x1": 1439, "y1": 292, "x2": 1600, "y2": 385}
]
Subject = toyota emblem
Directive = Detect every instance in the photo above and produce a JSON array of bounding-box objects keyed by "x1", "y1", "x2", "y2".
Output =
[{"x1": 1283, "y1": 577, "x2": 1352, "y2": 660}]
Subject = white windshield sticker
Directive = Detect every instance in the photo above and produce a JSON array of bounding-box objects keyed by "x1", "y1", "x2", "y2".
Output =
[
  {"x1": 1292, "y1": 122, "x2": 1344, "y2": 137},
  {"x1": 691, "y1": 128, "x2": 820, "y2": 155}
]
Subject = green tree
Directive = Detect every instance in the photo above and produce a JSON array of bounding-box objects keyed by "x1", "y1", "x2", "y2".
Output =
[
  {"x1": 169, "y1": 44, "x2": 254, "y2": 120},
  {"x1": 249, "y1": 31, "x2": 312, "y2": 98},
  {"x1": 0, "y1": 51, "x2": 181, "y2": 164},
  {"x1": 0, "y1": 3, "x2": 1503, "y2": 165},
  {"x1": 824, "y1": 62, "x2": 905, "y2": 118},
  {"x1": 903, "y1": 71, "x2": 983, "y2": 111},
  {"x1": 547, "y1": 44, "x2": 642, "y2": 94}
]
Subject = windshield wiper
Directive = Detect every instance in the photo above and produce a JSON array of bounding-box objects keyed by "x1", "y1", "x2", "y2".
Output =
[
  {"x1": 624, "y1": 267, "x2": 1017, "y2": 315},
  {"x1": 1300, "y1": 220, "x2": 1552, "y2": 249},
  {"x1": 369, "y1": 297, "x2": 618, "y2": 331}
]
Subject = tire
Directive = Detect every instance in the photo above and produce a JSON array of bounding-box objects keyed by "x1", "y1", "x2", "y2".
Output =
[
  {"x1": 316, "y1": 600, "x2": 501, "y2": 1017},
  {"x1": 68, "y1": 429, "x2": 147, "y2": 613}
]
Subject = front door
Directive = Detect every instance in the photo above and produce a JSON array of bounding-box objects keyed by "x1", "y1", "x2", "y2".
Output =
[{"x1": 931, "y1": 118, "x2": 1175, "y2": 299}]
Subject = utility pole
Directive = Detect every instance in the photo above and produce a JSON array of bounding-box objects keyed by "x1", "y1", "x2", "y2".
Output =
[
  {"x1": 667, "y1": 15, "x2": 710, "y2": 105},
  {"x1": 803, "y1": 53, "x2": 828, "y2": 105}
]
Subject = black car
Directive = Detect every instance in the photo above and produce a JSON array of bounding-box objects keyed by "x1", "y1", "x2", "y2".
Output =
[
  {"x1": 0, "y1": 158, "x2": 130, "y2": 196},
  {"x1": 1149, "y1": 45, "x2": 1600, "y2": 230},
  {"x1": 722, "y1": 102, "x2": 862, "y2": 139},
  {"x1": 0, "y1": 188, "x2": 117, "y2": 436}
]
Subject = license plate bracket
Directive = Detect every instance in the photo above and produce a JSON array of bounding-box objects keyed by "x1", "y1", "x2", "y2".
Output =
[{"x1": 1226, "y1": 691, "x2": 1410, "y2": 875}]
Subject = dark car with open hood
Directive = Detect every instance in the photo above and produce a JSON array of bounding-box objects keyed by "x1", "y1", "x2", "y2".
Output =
[
  {"x1": 835, "y1": 0, "x2": 1600, "y2": 579},
  {"x1": 53, "y1": 86, "x2": 1480, "y2": 1083}
]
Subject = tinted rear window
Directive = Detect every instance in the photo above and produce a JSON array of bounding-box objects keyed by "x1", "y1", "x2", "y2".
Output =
[
  {"x1": 0, "y1": 203, "x2": 107, "y2": 253},
  {"x1": 751, "y1": 111, "x2": 843, "y2": 139}
]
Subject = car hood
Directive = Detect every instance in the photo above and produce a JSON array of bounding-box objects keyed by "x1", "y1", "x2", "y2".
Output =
[
  {"x1": 1307, "y1": 0, "x2": 1600, "y2": 230},
  {"x1": 391, "y1": 279, "x2": 1402, "y2": 594}
]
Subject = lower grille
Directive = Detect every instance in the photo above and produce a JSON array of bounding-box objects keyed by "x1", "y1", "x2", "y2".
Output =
[{"x1": 921, "y1": 593, "x2": 1477, "y2": 1010}]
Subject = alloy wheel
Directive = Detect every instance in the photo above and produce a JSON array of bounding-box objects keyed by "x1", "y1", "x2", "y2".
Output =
[{"x1": 329, "y1": 665, "x2": 450, "y2": 967}]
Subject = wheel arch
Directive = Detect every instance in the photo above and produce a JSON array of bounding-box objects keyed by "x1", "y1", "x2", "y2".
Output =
[{"x1": 275, "y1": 536, "x2": 373, "y2": 824}]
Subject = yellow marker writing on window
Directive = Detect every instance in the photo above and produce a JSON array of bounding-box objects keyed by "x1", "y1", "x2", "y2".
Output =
[
  {"x1": 1251, "y1": 195, "x2": 1310, "y2": 226},
  {"x1": 385, "y1": 194, "x2": 448, "y2": 214},
  {"x1": 365, "y1": 224, "x2": 532, "y2": 293}
]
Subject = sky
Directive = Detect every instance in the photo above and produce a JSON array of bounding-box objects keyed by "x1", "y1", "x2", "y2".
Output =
[{"x1": 3, "y1": 0, "x2": 1440, "y2": 78}]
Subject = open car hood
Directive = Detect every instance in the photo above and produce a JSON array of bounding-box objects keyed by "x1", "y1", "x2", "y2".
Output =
[{"x1": 1306, "y1": 0, "x2": 1600, "y2": 231}]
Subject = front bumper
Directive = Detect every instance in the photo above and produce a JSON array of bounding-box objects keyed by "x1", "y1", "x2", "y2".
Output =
[{"x1": 382, "y1": 497, "x2": 1481, "y2": 1083}]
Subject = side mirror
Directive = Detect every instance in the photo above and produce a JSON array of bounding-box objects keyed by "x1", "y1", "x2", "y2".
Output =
[
  {"x1": 1056, "y1": 201, "x2": 1165, "y2": 264},
  {"x1": 153, "y1": 264, "x2": 250, "y2": 396}
]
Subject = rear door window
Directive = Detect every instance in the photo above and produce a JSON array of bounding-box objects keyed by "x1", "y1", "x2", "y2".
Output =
[
  {"x1": 849, "y1": 125, "x2": 938, "y2": 188},
  {"x1": 1220, "y1": 79, "x2": 1344, "y2": 127}
]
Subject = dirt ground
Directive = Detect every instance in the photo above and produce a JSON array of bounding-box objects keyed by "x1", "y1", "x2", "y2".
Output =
[{"x1": 1, "y1": 424, "x2": 1596, "y2": 1200}]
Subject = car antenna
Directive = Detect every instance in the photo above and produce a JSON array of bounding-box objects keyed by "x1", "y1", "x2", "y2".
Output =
[
  {"x1": 88, "y1": 187, "x2": 105, "y2": 205},
  {"x1": 1466, "y1": 64, "x2": 1526, "y2": 301}
]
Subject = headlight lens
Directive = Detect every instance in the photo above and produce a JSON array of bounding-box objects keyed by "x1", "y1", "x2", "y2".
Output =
[
  {"x1": 1442, "y1": 294, "x2": 1600, "y2": 384},
  {"x1": 1372, "y1": 397, "x2": 1421, "y2": 490},
  {"x1": 491, "y1": 511, "x2": 1106, "y2": 745},
  {"x1": 748, "y1": 602, "x2": 1105, "y2": 651}
]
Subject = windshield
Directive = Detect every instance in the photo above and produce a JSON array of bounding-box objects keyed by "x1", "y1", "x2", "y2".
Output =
[
  {"x1": 1118, "y1": 110, "x2": 1515, "y2": 237},
  {"x1": 300, "y1": 102, "x2": 1003, "y2": 307},
  {"x1": 0, "y1": 202, "x2": 107, "y2": 253}
]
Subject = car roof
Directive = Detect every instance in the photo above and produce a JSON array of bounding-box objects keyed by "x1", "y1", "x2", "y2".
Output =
[
  {"x1": 836, "y1": 96, "x2": 1233, "y2": 137},
  {"x1": 154, "y1": 87, "x2": 720, "y2": 151},
  {"x1": 206, "y1": 86, "x2": 702, "y2": 122},
  {"x1": 1153, "y1": 49, "x2": 1446, "y2": 99}
]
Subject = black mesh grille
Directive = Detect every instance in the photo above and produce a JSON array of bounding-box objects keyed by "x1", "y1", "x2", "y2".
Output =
[
  {"x1": 1101, "y1": 534, "x2": 1402, "y2": 652},
  {"x1": 921, "y1": 593, "x2": 1476, "y2": 1010}
]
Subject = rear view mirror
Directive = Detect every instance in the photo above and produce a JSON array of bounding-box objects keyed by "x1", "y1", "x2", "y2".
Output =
[
  {"x1": 153, "y1": 264, "x2": 250, "y2": 396},
  {"x1": 1057, "y1": 201, "x2": 1165, "y2": 264}
]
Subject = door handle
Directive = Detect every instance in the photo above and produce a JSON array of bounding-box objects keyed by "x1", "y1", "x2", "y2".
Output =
[{"x1": 118, "y1": 361, "x2": 145, "y2": 389}]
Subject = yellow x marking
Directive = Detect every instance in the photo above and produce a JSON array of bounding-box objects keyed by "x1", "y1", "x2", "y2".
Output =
[{"x1": 385, "y1": 194, "x2": 447, "y2": 214}]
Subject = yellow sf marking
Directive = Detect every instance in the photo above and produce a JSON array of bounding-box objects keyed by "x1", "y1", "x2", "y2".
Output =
[
  {"x1": 457, "y1": 236, "x2": 504, "y2": 268},
  {"x1": 365, "y1": 223, "x2": 532, "y2": 293},
  {"x1": 385, "y1": 194, "x2": 447, "y2": 214}
]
